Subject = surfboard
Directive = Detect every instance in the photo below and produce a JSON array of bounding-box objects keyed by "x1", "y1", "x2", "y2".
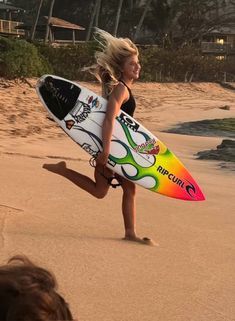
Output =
[{"x1": 36, "y1": 74, "x2": 205, "y2": 201}]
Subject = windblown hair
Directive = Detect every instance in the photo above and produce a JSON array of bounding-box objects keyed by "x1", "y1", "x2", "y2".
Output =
[
  {"x1": 0, "y1": 255, "x2": 74, "y2": 321},
  {"x1": 86, "y1": 28, "x2": 139, "y2": 98}
]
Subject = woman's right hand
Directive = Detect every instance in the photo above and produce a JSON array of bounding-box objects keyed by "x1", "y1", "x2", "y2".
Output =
[{"x1": 96, "y1": 151, "x2": 109, "y2": 166}]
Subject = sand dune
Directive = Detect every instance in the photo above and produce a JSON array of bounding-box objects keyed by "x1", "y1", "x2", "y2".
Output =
[{"x1": 0, "y1": 78, "x2": 235, "y2": 321}]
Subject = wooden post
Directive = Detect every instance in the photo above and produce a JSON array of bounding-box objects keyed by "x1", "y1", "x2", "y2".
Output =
[
  {"x1": 49, "y1": 27, "x2": 53, "y2": 43},
  {"x1": 72, "y1": 30, "x2": 75, "y2": 45}
]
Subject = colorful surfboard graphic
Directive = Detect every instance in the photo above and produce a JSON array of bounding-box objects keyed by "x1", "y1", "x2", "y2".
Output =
[{"x1": 36, "y1": 75, "x2": 205, "y2": 201}]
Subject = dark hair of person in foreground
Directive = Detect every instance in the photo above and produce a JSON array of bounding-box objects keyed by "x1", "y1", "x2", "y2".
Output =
[{"x1": 0, "y1": 255, "x2": 74, "y2": 321}]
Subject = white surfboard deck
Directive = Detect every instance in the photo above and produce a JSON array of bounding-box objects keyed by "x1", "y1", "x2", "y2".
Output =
[{"x1": 36, "y1": 74, "x2": 205, "y2": 201}]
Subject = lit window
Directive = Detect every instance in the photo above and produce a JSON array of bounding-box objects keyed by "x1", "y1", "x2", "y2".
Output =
[
  {"x1": 216, "y1": 38, "x2": 224, "y2": 45},
  {"x1": 216, "y1": 55, "x2": 225, "y2": 60}
]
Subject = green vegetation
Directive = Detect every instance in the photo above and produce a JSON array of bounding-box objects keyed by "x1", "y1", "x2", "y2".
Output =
[
  {"x1": 197, "y1": 139, "x2": 235, "y2": 163},
  {"x1": 139, "y1": 46, "x2": 230, "y2": 82},
  {"x1": 40, "y1": 43, "x2": 234, "y2": 82},
  {"x1": 9, "y1": 0, "x2": 235, "y2": 46},
  {"x1": 36, "y1": 41, "x2": 96, "y2": 80},
  {"x1": 208, "y1": 118, "x2": 235, "y2": 133},
  {"x1": 166, "y1": 118, "x2": 235, "y2": 138},
  {"x1": 0, "y1": 37, "x2": 52, "y2": 78},
  {"x1": 0, "y1": 38, "x2": 234, "y2": 81}
]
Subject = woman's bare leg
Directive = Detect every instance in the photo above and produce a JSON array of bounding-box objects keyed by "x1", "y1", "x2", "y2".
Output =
[
  {"x1": 121, "y1": 178, "x2": 137, "y2": 237},
  {"x1": 43, "y1": 162, "x2": 156, "y2": 245},
  {"x1": 120, "y1": 177, "x2": 157, "y2": 246},
  {"x1": 43, "y1": 161, "x2": 111, "y2": 199}
]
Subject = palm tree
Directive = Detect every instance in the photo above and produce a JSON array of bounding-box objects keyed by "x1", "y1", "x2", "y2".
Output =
[
  {"x1": 134, "y1": 0, "x2": 152, "y2": 41},
  {"x1": 113, "y1": 0, "x2": 123, "y2": 36},
  {"x1": 45, "y1": 0, "x2": 55, "y2": 43},
  {"x1": 95, "y1": 0, "x2": 102, "y2": 27},
  {"x1": 31, "y1": 0, "x2": 44, "y2": 41},
  {"x1": 86, "y1": 0, "x2": 100, "y2": 41}
]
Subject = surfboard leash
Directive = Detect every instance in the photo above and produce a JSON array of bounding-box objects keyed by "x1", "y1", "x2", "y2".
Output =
[{"x1": 89, "y1": 157, "x2": 121, "y2": 189}]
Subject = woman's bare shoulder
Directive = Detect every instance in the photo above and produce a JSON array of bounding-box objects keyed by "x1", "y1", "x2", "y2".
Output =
[{"x1": 110, "y1": 82, "x2": 129, "y2": 102}]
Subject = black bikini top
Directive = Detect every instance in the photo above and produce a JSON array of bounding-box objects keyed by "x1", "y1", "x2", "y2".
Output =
[{"x1": 119, "y1": 80, "x2": 136, "y2": 117}]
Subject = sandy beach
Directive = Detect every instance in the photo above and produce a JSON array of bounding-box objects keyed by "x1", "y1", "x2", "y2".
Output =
[{"x1": 0, "y1": 79, "x2": 235, "y2": 321}]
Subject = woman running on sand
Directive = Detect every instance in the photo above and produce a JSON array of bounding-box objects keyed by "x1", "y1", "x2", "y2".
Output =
[{"x1": 44, "y1": 29, "x2": 155, "y2": 246}]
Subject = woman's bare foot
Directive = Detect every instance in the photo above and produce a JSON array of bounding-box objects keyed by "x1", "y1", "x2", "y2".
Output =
[
  {"x1": 43, "y1": 161, "x2": 67, "y2": 174},
  {"x1": 123, "y1": 235, "x2": 158, "y2": 246}
]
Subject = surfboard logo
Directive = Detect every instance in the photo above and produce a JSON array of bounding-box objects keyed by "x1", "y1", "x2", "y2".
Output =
[
  {"x1": 185, "y1": 180, "x2": 196, "y2": 198},
  {"x1": 107, "y1": 158, "x2": 116, "y2": 167},
  {"x1": 70, "y1": 100, "x2": 91, "y2": 123},
  {"x1": 87, "y1": 96, "x2": 101, "y2": 109},
  {"x1": 134, "y1": 138, "x2": 160, "y2": 155},
  {"x1": 118, "y1": 112, "x2": 139, "y2": 132},
  {"x1": 82, "y1": 143, "x2": 98, "y2": 157},
  {"x1": 157, "y1": 165, "x2": 196, "y2": 198},
  {"x1": 65, "y1": 119, "x2": 75, "y2": 130}
]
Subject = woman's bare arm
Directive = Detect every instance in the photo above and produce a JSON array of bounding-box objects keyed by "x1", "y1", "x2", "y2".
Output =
[{"x1": 96, "y1": 84, "x2": 128, "y2": 165}]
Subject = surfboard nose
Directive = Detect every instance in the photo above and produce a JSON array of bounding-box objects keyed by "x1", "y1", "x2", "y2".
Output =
[
  {"x1": 195, "y1": 189, "x2": 206, "y2": 201},
  {"x1": 190, "y1": 188, "x2": 205, "y2": 201}
]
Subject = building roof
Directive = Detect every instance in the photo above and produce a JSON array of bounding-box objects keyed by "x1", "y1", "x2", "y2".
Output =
[
  {"x1": 0, "y1": 3, "x2": 25, "y2": 12},
  {"x1": 45, "y1": 16, "x2": 85, "y2": 30},
  {"x1": 208, "y1": 26, "x2": 235, "y2": 35},
  {"x1": 16, "y1": 16, "x2": 85, "y2": 32}
]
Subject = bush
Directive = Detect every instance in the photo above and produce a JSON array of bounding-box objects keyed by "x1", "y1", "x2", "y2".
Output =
[
  {"x1": 0, "y1": 37, "x2": 52, "y2": 78},
  {"x1": 139, "y1": 45, "x2": 228, "y2": 82},
  {"x1": 37, "y1": 41, "x2": 97, "y2": 80},
  {"x1": 0, "y1": 38, "x2": 234, "y2": 82}
]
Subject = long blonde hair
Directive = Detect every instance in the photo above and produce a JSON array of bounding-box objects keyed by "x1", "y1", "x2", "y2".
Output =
[{"x1": 86, "y1": 28, "x2": 139, "y2": 98}]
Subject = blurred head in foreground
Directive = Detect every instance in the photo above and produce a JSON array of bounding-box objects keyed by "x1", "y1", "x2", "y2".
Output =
[{"x1": 0, "y1": 255, "x2": 74, "y2": 321}]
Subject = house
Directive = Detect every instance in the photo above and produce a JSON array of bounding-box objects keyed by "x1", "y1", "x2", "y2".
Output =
[
  {"x1": 0, "y1": 3, "x2": 25, "y2": 37},
  {"x1": 0, "y1": 2, "x2": 85, "y2": 44},
  {"x1": 201, "y1": 26, "x2": 235, "y2": 57},
  {"x1": 17, "y1": 16, "x2": 85, "y2": 44}
]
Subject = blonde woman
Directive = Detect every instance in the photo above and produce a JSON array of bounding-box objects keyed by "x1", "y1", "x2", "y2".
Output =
[{"x1": 44, "y1": 29, "x2": 155, "y2": 246}]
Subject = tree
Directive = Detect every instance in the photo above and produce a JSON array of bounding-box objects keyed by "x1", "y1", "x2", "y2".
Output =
[
  {"x1": 9, "y1": 0, "x2": 235, "y2": 44},
  {"x1": 31, "y1": 0, "x2": 44, "y2": 41},
  {"x1": 45, "y1": 0, "x2": 55, "y2": 43},
  {"x1": 95, "y1": 0, "x2": 102, "y2": 27},
  {"x1": 144, "y1": 0, "x2": 170, "y2": 41},
  {"x1": 166, "y1": 0, "x2": 235, "y2": 46},
  {"x1": 113, "y1": 0, "x2": 124, "y2": 36},
  {"x1": 86, "y1": 0, "x2": 101, "y2": 41},
  {"x1": 133, "y1": 0, "x2": 152, "y2": 41}
]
